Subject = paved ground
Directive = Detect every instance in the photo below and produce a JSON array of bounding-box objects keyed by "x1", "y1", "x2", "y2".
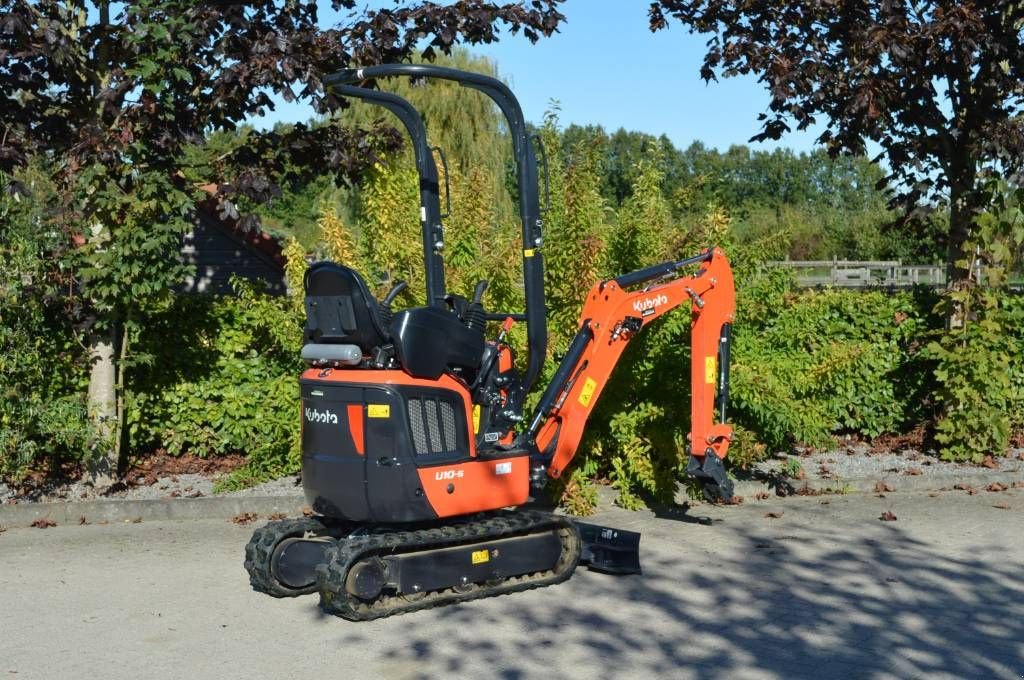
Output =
[{"x1": 1, "y1": 490, "x2": 1022, "y2": 680}]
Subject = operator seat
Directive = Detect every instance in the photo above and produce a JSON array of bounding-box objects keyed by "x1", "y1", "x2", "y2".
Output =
[
  {"x1": 303, "y1": 262, "x2": 390, "y2": 362},
  {"x1": 302, "y1": 260, "x2": 486, "y2": 379}
]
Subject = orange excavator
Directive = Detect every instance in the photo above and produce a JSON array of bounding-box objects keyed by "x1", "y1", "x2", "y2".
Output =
[{"x1": 244, "y1": 65, "x2": 736, "y2": 620}]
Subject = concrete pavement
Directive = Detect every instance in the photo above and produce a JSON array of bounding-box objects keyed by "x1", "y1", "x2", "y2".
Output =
[{"x1": 1, "y1": 489, "x2": 1022, "y2": 679}]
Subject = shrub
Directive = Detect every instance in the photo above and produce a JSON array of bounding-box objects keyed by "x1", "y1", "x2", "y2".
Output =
[
  {"x1": 1, "y1": 170, "x2": 98, "y2": 481},
  {"x1": 927, "y1": 181, "x2": 1024, "y2": 461},
  {"x1": 126, "y1": 280, "x2": 304, "y2": 486},
  {"x1": 732, "y1": 286, "x2": 936, "y2": 448}
]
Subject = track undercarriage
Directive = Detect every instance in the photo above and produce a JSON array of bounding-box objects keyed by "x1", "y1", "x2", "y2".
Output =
[{"x1": 244, "y1": 510, "x2": 635, "y2": 621}]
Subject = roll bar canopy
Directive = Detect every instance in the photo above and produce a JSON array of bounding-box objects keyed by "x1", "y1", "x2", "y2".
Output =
[
  {"x1": 324, "y1": 64, "x2": 548, "y2": 392},
  {"x1": 330, "y1": 83, "x2": 447, "y2": 308}
]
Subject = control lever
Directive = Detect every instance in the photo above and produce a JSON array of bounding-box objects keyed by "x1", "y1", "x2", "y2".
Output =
[
  {"x1": 382, "y1": 280, "x2": 408, "y2": 307},
  {"x1": 379, "y1": 280, "x2": 408, "y2": 330},
  {"x1": 472, "y1": 279, "x2": 489, "y2": 305}
]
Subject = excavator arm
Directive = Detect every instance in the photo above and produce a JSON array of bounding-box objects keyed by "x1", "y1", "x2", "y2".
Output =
[{"x1": 522, "y1": 247, "x2": 737, "y2": 500}]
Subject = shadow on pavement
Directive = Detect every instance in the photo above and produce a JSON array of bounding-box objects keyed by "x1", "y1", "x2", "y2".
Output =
[{"x1": 328, "y1": 517, "x2": 1023, "y2": 679}]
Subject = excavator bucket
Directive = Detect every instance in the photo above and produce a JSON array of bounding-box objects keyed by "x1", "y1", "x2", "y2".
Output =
[{"x1": 574, "y1": 522, "x2": 642, "y2": 575}]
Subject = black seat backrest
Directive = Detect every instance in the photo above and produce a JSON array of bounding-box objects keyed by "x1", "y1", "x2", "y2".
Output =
[{"x1": 303, "y1": 262, "x2": 389, "y2": 353}]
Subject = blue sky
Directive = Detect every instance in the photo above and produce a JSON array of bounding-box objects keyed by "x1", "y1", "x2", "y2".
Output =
[{"x1": 255, "y1": 0, "x2": 825, "y2": 153}]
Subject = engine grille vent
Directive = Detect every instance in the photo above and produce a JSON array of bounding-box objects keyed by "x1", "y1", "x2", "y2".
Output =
[{"x1": 407, "y1": 396, "x2": 458, "y2": 455}]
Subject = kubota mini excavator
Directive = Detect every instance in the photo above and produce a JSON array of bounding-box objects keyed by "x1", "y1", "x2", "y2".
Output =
[{"x1": 244, "y1": 65, "x2": 736, "y2": 621}]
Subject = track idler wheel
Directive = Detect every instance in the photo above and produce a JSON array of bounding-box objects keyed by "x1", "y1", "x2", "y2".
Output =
[{"x1": 244, "y1": 518, "x2": 341, "y2": 598}]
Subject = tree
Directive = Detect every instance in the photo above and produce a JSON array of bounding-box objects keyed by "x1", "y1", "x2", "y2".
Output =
[
  {"x1": 1, "y1": 0, "x2": 565, "y2": 482},
  {"x1": 649, "y1": 1, "x2": 1024, "y2": 280}
]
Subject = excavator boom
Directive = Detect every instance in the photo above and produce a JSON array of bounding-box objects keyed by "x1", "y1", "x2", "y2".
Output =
[{"x1": 526, "y1": 247, "x2": 736, "y2": 499}]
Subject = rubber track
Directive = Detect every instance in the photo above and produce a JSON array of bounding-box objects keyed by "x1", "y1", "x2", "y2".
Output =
[
  {"x1": 315, "y1": 509, "x2": 581, "y2": 621},
  {"x1": 244, "y1": 517, "x2": 337, "y2": 598}
]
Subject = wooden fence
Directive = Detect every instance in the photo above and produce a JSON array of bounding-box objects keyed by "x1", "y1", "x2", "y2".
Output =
[{"x1": 768, "y1": 259, "x2": 947, "y2": 288}]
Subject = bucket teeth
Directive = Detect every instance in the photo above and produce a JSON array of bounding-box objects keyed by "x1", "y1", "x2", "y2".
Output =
[{"x1": 686, "y1": 452, "x2": 735, "y2": 502}]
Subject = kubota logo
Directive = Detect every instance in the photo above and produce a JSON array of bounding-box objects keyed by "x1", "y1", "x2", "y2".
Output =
[
  {"x1": 633, "y1": 293, "x2": 668, "y2": 314},
  {"x1": 304, "y1": 408, "x2": 338, "y2": 424},
  {"x1": 434, "y1": 469, "x2": 465, "y2": 481}
]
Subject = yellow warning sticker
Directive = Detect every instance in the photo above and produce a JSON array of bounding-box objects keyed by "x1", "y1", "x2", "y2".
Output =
[
  {"x1": 577, "y1": 377, "x2": 598, "y2": 407},
  {"x1": 471, "y1": 549, "x2": 490, "y2": 565},
  {"x1": 472, "y1": 404, "x2": 481, "y2": 434},
  {"x1": 523, "y1": 248, "x2": 535, "y2": 258},
  {"x1": 705, "y1": 356, "x2": 716, "y2": 384},
  {"x1": 367, "y1": 404, "x2": 390, "y2": 418}
]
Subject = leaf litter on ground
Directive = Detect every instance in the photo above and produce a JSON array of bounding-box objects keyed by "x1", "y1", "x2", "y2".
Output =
[{"x1": 232, "y1": 512, "x2": 258, "y2": 525}]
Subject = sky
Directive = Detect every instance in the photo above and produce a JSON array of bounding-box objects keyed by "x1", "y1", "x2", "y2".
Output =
[{"x1": 254, "y1": 0, "x2": 826, "y2": 154}]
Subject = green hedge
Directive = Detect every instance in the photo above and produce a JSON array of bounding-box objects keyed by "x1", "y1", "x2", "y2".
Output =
[
  {"x1": 4, "y1": 272, "x2": 1022, "y2": 492},
  {"x1": 125, "y1": 282, "x2": 304, "y2": 488},
  {"x1": 577, "y1": 262, "x2": 946, "y2": 508}
]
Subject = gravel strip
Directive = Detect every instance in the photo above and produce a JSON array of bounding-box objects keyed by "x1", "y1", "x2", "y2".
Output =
[
  {"x1": 753, "y1": 444, "x2": 1024, "y2": 490},
  {"x1": 1, "y1": 474, "x2": 303, "y2": 505},
  {"x1": 4, "y1": 446, "x2": 1022, "y2": 508}
]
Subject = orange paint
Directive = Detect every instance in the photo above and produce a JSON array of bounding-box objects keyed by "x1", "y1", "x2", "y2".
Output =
[
  {"x1": 541, "y1": 248, "x2": 736, "y2": 478},
  {"x1": 416, "y1": 455, "x2": 530, "y2": 518},
  {"x1": 346, "y1": 403, "x2": 364, "y2": 455}
]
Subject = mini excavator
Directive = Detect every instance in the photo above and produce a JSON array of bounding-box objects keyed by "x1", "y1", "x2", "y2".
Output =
[{"x1": 244, "y1": 65, "x2": 736, "y2": 621}]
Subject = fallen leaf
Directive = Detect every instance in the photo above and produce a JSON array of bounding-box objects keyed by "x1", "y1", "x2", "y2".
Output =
[
  {"x1": 954, "y1": 483, "x2": 977, "y2": 495},
  {"x1": 78, "y1": 516, "x2": 88, "y2": 525},
  {"x1": 266, "y1": 512, "x2": 287, "y2": 521},
  {"x1": 0, "y1": 525, "x2": 7, "y2": 534},
  {"x1": 879, "y1": 511, "x2": 898, "y2": 522},
  {"x1": 905, "y1": 467, "x2": 922, "y2": 476},
  {"x1": 993, "y1": 502, "x2": 1011, "y2": 510},
  {"x1": 31, "y1": 518, "x2": 56, "y2": 529},
  {"x1": 981, "y1": 455, "x2": 1000, "y2": 470},
  {"x1": 232, "y1": 512, "x2": 258, "y2": 525},
  {"x1": 874, "y1": 481, "x2": 894, "y2": 493},
  {"x1": 754, "y1": 491, "x2": 770, "y2": 500},
  {"x1": 985, "y1": 482, "x2": 1008, "y2": 492},
  {"x1": 819, "y1": 499, "x2": 830, "y2": 505},
  {"x1": 129, "y1": 517, "x2": 142, "y2": 524},
  {"x1": 928, "y1": 493, "x2": 939, "y2": 498},
  {"x1": 764, "y1": 511, "x2": 784, "y2": 519},
  {"x1": 1013, "y1": 480, "x2": 1024, "y2": 489}
]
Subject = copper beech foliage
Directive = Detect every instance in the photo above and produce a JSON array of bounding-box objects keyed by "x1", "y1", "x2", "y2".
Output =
[
  {"x1": 649, "y1": 1, "x2": 1024, "y2": 274},
  {"x1": 0, "y1": 0, "x2": 565, "y2": 217}
]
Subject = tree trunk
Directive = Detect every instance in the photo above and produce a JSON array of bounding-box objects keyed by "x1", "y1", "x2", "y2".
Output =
[
  {"x1": 86, "y1": 321, "x2": 119, "y2": 486},
  {"x1": 947, "y1": 185, "x2": 973, "y2": 284},
  {"x1": 945, "y1": 174, "x2": 977, "y2": 329}
]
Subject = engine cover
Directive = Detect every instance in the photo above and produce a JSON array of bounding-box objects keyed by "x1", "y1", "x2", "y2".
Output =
[{"x1": 300, "y1": 369, "x2": 529, "y2": 523}]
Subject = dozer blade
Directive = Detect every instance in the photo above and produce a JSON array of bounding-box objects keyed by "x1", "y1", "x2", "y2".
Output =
[{"x1": 574, "y1": 522, "x2": 642, "y2": 575}]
